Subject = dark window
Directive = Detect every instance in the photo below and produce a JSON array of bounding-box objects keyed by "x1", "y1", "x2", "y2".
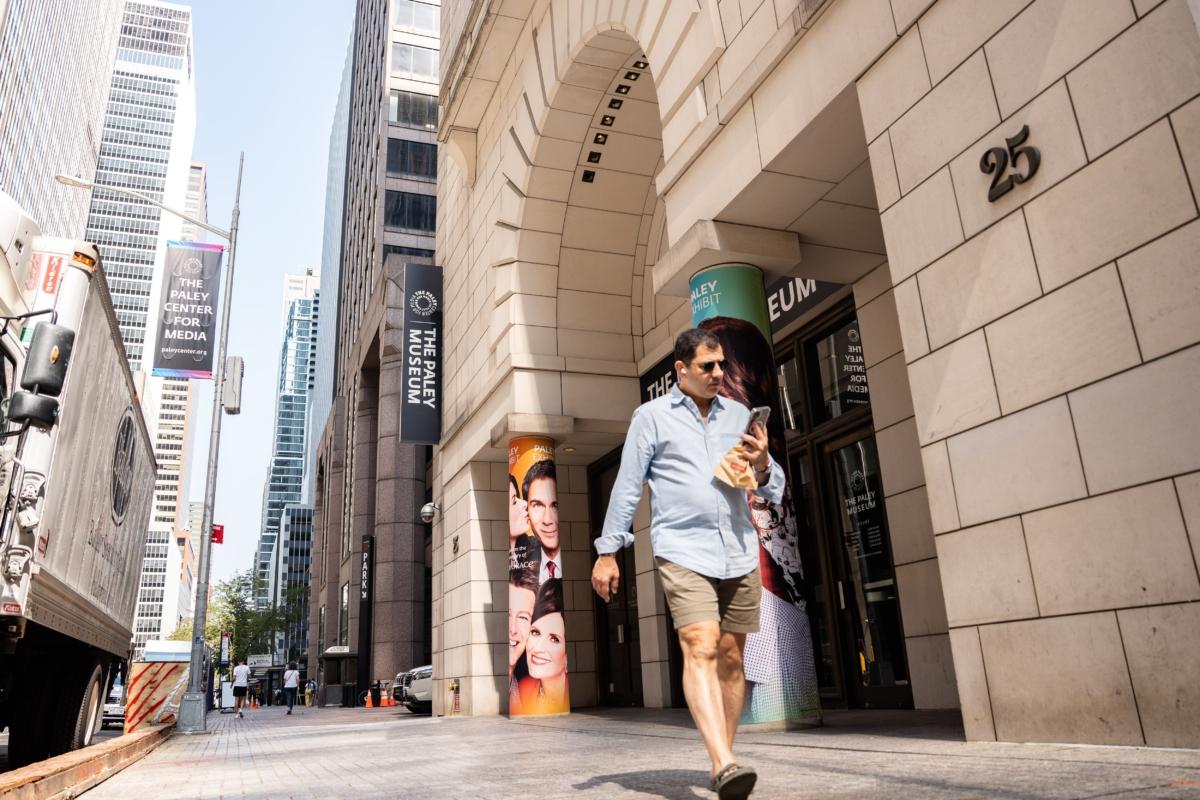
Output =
[
  {"x1": 384, "y1": 190, "x2": 436, "y2": 232},
  {"x1": 386, "y1": 139, "x2": 437, "y2": 179},
  {"x1": 383, "y1": 245, "x2": 435, "y2": 264},
  {"x1": 388, "y1": 90, "x2": 438, "y2": 130}
]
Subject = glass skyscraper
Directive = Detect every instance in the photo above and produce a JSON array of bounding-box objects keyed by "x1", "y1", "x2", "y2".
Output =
[
  {"x1": 81, "y1": 0, "x2": 198, "y2": 657},
  {"x1": 256, "y1": 272, "x2": 320, "y2": 609},
  {"x1": 0, "y1": 0, "x2": 123, "y2": 237}
]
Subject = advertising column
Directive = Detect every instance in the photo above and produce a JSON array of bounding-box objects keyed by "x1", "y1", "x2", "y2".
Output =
[
  {"x1": 506, "y1": 437, "x2": 568, "y2": 717},
  {"x1": 689, "y1": 263, "x2": 821, "y2": 726}
]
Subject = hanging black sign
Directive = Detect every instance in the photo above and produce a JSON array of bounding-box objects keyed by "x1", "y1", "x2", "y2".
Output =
[
  {"x1": 356, "y1": 535, "x2": 375, "y2": 694},
  {"x1": 152, "y1": 241, "x2": 224, "y2": 379},
  {"x1": 400, "y1": 263, "x2": 443, "y2": 444},
  {"x1": 764, "y1": 274, "x2": 841, "y2": 334}
]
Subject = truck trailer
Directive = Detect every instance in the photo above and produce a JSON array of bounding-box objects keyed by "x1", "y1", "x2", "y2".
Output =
[{"x1": 0, "y1": 191, "x2": 155, "y2": 766}]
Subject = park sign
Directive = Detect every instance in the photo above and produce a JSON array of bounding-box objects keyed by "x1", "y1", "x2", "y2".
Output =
[{"x1": 152, "y1": 241, "x2": 224, "y2": 379}]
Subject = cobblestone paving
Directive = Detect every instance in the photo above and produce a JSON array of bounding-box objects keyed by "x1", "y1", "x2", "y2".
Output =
[{"x1": 79, "y1": 705, "x2": 1200, "y2": 799}]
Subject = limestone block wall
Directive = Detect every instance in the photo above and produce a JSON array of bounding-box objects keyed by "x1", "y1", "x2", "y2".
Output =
[
  {"x1": 853, "y1": 263, "x2": 958, "y2": 709},
  {"x1": 859, "y1": 0, "x2": 1200, "y2": 745}
]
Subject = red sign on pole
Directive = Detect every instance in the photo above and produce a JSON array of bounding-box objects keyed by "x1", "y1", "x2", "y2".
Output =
[{"x1": 211, "y1": 524, "x2": 224, "y2": 544}]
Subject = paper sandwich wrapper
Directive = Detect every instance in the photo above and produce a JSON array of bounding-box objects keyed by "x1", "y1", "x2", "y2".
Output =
[{"x1": 714, "y1": 444, "x2": 758, "y2": 490}]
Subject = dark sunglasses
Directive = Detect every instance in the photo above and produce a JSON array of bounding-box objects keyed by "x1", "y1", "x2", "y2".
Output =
[{"x1": 695, "y1": 359, "x2": 726, "y2": 374}]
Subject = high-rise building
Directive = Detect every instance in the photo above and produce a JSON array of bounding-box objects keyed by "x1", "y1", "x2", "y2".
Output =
[
  {"x1": 82, "y1": 0, "x2": 198, "y2": 656},
  {"x1": 308, "y1": 0, "x2": 437, "y2": 688},
  {"x1": 0, "y1": 0, "x2": 123, "y2": 237},
  {"x1": 276, "y1": 505, "x2": 314, "y2": 666},
  {"x1": 303, "y1": 44, "x2": 352, "y2": 507},
  {"x1": 255, "y1": 271, "x2": 320, "y2": 609}
]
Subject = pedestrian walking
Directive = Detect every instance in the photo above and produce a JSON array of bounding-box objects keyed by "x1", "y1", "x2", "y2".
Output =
[
  {"x1": 592, "y1": 328, "x2": 783, "y2": 800},
  {"x1": 232, "y1": 659, "x2": 250, "y2": 718},
  {"x1": 283, "y1": 663, "x2": 300, "y2": 714}
]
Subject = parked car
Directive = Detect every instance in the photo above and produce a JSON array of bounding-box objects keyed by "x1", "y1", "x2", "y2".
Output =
[
  {"x1": 102, "y1": 680, "x2": 125, "y2": 729},
  {"x1": 391, "y1": 670, "x2": 409, "y2": 705},
  {"x1": 399, "y1": 665, "x2": 432, "y2": 714}
]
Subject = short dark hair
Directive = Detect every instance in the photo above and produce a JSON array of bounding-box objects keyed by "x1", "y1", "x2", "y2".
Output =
[
  {"x1": 521, "y1": 459, "x2": 556, "y2": 500},
  {"x1": 531, "y1": 578, "x2": 564, "y2": 623},
  {"x1": 509, "y1": 567, "x2": 538, "y2": 593},
  {"x1": 674, "y1": 328, "x2": 720, "y2": 365}
]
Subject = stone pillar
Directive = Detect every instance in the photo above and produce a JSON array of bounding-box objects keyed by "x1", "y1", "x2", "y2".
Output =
[
  {"x1": 689, "y1": 263, "x2": 822, "y2": 726},
  {"x1": 372, "y1": 353, "x2": 428, "y2": 679},
  {"x1": 507, "y1": 436, "x2": 569, "y2": 717},
  {"x1": 348, "y1": 369, "x2": 378, "y2": 683}
]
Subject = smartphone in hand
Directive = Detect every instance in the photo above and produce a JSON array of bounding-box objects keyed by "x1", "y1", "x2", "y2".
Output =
[{"x1": 746, "y1": 405, "x2": 771, "y2": 434}]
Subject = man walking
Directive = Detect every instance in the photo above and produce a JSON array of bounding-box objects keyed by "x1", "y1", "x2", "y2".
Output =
[
  {"x1": 232, "y1": 659, "x2": 250, "y2": 718},
  {"x1": 592, "y1": 328, "x2": 783, "y2": 800},
  {"x1": 283, "y1": 663, "x2": 300, "y2": 714}
]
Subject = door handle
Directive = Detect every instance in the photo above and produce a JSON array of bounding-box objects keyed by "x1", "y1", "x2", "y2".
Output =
[
  {"x1": 617, "y1": 623, "x2": 624, "y2": 644},
  {"x1": 837, "y1": 581, "x2": 845, "y2": 610}
]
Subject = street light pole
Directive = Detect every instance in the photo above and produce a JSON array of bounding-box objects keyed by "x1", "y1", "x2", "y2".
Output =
[
  {"x1": 177, "y1": 152, "x2": 243, "y2": 733},
  {"x1": 55, "y1": 155, "x2": 244, "y2": 734}
]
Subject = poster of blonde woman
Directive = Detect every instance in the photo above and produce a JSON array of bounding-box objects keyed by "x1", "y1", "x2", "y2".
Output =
[{"x1": 507, "y1": 437, "x2": 569, "y2": 716}]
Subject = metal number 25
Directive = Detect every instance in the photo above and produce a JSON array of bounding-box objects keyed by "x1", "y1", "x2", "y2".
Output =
[{"x1": 979, "y1": 125, "x2": 1041, "y2": 202}]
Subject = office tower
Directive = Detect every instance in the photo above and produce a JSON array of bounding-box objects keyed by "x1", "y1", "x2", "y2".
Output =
[
  {"x1": 308, "y1": 0, "x2": 438, "y2": 688},
  {"x1": 0, "y1": 0, "x2": 123, "y2": 237},
  {"x1": 303, "y1": 45, "x2": 351, "y2": 507},
  {"x1": 82, "y1": 0, "x2": 198, "y2": 656},
  {"x1": 276, "y1": 505, "x2": 314, "y2": 664},
  {"x1": 255, "y1": 271, "x2": 320, "y2": 609}
]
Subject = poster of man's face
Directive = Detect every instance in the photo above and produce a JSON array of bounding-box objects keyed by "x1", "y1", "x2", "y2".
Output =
[{"x1": 507, "y1": 438, "x2": 569, "y2": 717}]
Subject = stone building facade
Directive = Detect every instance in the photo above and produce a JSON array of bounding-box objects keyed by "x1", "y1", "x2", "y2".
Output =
[
  {"x1": 430, "y1": 0, "x2": 1200, "y2": 747},
  {"x1": 307, "y1": 0, "x2": 439, "y2": 698}
]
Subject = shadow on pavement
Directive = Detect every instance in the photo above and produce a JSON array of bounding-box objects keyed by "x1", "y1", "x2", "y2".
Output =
[{"x1": 573, "y1": 768, "x2": 709, "y2": 800}]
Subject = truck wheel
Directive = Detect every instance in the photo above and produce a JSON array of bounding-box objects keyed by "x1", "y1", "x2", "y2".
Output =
[{"x1": 57, "y1": 663, "x2": 105, "y2": 751}]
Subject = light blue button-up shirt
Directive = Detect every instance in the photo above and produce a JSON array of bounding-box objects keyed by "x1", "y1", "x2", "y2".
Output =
[{"x1": 596, "y1": 385, "x2": 786, "y2": 580}]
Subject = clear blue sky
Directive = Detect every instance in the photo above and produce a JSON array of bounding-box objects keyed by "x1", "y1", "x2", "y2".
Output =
[{"x1": 186, "y1": 0, "x2": 354, "y2": 584}]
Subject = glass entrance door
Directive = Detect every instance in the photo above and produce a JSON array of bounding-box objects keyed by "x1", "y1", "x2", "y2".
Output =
[
  {"x1": 822, "y1": 432, "x2": 911, "y2": 708},
  {"x1": 589, "y1": 452, "x2": 643, "y2": 707}
]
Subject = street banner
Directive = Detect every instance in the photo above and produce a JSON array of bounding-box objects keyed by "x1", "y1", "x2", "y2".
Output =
[
  {"x1": 220, "y1": 632, "x2": 230, "y2": 666},
  {"x1": 400, "y1": 262, "x2": 443, "y2": 444},
  {"x1": 152, "y1": 241, "x2": 224, "y2": 379},
  {"x1": 689, "y1": 264, "x2": 822, "y2": 726},
  {"x1": 507, "y1": 436, "x2": 568, "y2": 717}
]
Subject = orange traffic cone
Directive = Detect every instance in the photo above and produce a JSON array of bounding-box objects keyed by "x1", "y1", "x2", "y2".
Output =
[
  {"x1": 365, "y1": 691, "x2": 374, "y2": 708},
  {"x1": 384, "y1": 692, "x2": 394, "y2": 708}
]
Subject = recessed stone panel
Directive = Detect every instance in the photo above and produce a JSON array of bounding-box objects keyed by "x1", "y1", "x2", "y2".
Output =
[
  {"x1": 979, "y1": 612, "x2": 1143, "y2": 744},
  {"x1": 947, "y1": 398, "x2": 1087, "y2": 527},
  {"x1": 948, "y1": 627, "x2": 996, "y2": 741},
  {"x1": 1117, "y1": 219, "x2": 1200, "y2": 360},
  {"x1": 917, "y1": 210, "x2": 1042, "y2": 351},
  {"x1": 1070, "y1": 344, "x2": 1200, "y2": 494},
  {"x1": 907, "y1": 330, "x2": 1000, "y2": 445},
  {"x1": 936, "y1": 517, "x2": 1039, "y2": 626},
  {"x1": 1024, "y1": 481, "x2": 1200, "y2": 616},
  {"x1": 1119, "y1": 602, "x2": 1200, "y2": 747},
  {"x1": 986, "y1": 265, "x2": 1141, "y2": 414}
]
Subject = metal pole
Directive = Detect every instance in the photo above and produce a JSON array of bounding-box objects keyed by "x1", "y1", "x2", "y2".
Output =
[{"x1": 178, "y1": 152, "x2": 244, "y2": 734}]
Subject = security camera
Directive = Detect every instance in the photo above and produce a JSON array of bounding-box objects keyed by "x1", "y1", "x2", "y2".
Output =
[{"x1": 419, "y1": 502, "x2": 439, "y2": 524}]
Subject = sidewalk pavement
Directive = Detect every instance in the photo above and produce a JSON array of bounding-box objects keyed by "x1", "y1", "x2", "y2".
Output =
[{"x1": 78, "y1": 704, "x2": 1200, "y2": 799}]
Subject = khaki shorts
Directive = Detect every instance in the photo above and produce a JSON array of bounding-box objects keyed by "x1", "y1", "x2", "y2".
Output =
[{"x1": 656, "y1": 558, "x2": 762, "y2": 633}]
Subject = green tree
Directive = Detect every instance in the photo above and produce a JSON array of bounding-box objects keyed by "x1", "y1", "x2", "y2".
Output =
[{"x1": 166, "y1": 570, "x2": 282, "y2": 666}]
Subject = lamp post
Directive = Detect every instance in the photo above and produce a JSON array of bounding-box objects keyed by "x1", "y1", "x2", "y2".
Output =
[{"x1": 55, "y1": 154, "x2": 244, "y2": 734}]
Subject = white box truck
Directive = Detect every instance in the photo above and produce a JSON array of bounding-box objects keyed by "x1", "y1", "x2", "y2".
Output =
[{"x1": 0, "y1": 190, "x2": 155, "y2": 765}]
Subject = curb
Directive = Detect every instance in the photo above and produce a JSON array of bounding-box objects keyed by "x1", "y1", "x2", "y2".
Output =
[{"x1": 0, "y1": 724, "x2": 173, "y2": 800}]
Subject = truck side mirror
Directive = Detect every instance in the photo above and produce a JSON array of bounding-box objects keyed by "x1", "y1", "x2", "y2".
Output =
[
  {"x1": 20, "y1": 323, "x2": 74, "y2": 397},
  {"x1": 7, "y1": 392, "x2": 59, "y2": 429}
]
